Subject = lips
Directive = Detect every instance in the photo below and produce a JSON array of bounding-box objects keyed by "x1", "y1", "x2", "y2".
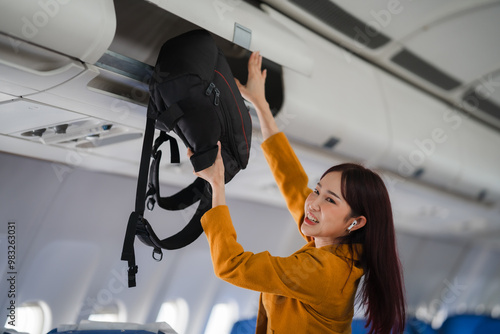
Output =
[{"x1": 304, "y1": 212, "x2": 319, "y2": 225}]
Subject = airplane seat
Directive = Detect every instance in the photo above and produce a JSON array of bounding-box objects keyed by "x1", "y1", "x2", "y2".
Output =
[
  {"x1": 230, "y1": 316, "x2": 439, "y2": 333},
  {"x1": 46, "y1": 321, "x2": 177, "y2": 334},
  {"x1": 437, "y1": 314, "x2": 487, "y2": 334},
  {"x1": 351, "y1": 319, "x2": 368, "y2": 333},
  {"x1": 472, "y1": 317, "x2": 500, "y2": 334},
  {"x1": 352, "y1": 318, "x2": 437, "y2": 334},
  {"x1": 405, "y1": 318, "x2": 436, "y2": 334},
  {"x1": 230, "y1": 316, "x2": 257, "y2": 334}
]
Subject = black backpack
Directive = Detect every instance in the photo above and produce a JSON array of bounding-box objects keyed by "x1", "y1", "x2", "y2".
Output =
[{"x1": 121, "y1": 30, "x2": 252, "y2": 287}]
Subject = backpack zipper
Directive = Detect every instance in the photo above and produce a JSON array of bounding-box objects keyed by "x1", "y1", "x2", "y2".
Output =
[
  {"x1": 214, "y1": 87, "x2": 220, "y2": 106},
  {"x1": 205, "y1": 82, "x2": 219, "y2": 106},
  {"x1": 205, "y1": 81, "x2": 241, "y2": 168},
  {"x1": 213, "y1": 70, "x2": 249, "y2": 164}
]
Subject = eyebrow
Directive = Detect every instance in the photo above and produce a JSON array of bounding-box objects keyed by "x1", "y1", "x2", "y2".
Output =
[{"x1": 317, "y1": 182, "x2": 342, "y2": 201}]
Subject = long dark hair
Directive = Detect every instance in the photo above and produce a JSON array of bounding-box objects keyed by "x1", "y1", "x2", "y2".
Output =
[{"x1": 321, "y1": 163, "x2": 406, "y2": 334}]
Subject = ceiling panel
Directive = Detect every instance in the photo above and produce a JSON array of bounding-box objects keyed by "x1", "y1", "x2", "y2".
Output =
[
  {"x1": 332, "y1": 0, "x2": 484, "y2": 40},
  {"x1": 472, "y1": 71, "x2": 500, "y2": 107},
  {"x1": 402, "y1": 3, "x2": 500, "y2": 83},
  {"x1": 0, "y1": 92, "x2": 14, "y2": 103}
]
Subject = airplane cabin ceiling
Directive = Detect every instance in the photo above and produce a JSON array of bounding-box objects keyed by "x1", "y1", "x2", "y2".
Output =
[
  {"x1": 1, "y1": 0, "x2": 499, "y2": 238},
  {"x1": 262, "y1": 0, "x2": 500, "y2": 129}
]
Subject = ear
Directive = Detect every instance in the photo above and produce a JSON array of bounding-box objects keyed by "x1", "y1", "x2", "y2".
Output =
[{"x1": 348, "y1": 216, "x2": 366, "y2": 232}]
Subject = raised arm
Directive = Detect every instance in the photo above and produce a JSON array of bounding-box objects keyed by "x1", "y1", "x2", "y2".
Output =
[
  {"x1": 262, "y1": 133, "x2": 311, "y2": 239},
  {"x1": 237, "y1": 52, "x2": 311, "y2": 237}
]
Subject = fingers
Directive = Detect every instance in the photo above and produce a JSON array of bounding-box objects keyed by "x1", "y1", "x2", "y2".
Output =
[
  {"x1": 186, "y1": 142, "x2": 222, "y2": 163},
  {"x1": 256, "y1": 51, "x2": 262, "y2": 69},
  {"x1": 216, "y1": 141, "x2": 222, "y2": 160},
  {"x1": 248, "y1": 51, "x2": 264, "y2": 76},
  {"x1": 249, "y1": 51, "x2": 259, "y2": 65},
  {"x1": 248, "y1": 51, "x2": 258, "y2": 68}
]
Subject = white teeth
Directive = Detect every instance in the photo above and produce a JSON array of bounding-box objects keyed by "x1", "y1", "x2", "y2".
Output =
[{"x1": 307, "y1": 213, "x2": 319, "y2": 223}]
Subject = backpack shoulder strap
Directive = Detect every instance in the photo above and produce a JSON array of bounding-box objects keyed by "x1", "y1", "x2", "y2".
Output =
[
  {"x1": 137, "y1": 182, "x2": 211, "y2": 250},
  {"x1": 121, "y1": 111, "x2": 156, "y2": 287}
]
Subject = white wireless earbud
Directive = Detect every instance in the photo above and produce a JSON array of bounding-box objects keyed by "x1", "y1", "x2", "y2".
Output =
[{"x1": 347, "y1": 220, "x2": 357, "y2": 231}]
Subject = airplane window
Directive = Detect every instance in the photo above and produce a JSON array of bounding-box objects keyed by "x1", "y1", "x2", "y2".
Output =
[
  {"x1": 87, "y1": 301, "x2": 126, "y2": 322},
  {"x1": 4, "y1": 301, "x2": 51, "y2": 334},
  {"x1": 88, "y1": 313, "x2": 119, "y2": 322},
  {"x1": 204, "y1": 302, "x2": 239, "y2": 334},
  {"x1": 431, "y1": 308, "x2": 449, "y2": 330},
  {"x1": 156, "y1": 298, "x2": 189, "y2": 334},
  {"x1": 492, "y1": 305, "x2": 500, "y2": 318}
]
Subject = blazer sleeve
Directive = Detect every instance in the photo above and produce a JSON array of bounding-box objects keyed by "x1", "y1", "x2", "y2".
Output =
[
  {"x1": 201, "y1": 206, "x2": 354, "y2": 305},
  {"x1": 261, "y1": 132, "x2": 312, "y2": 240}
]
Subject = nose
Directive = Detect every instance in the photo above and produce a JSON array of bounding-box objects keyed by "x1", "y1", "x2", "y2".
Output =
[{"x1": 308, "y1": 198, "x2": 320, "y2": 211}]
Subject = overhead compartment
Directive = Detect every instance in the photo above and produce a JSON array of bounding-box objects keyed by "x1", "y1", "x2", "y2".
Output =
[
  {"x1": 376, "y1": 70, "x2": 461, "y2": 192},
  {"x1": 144, "y1": 0, "x2": 314, "y2": 76},
  {"x1": 261, "y1": 5, "x2": 391, "y2": 165},
  {"x1": 0, "y1": 0, "x2": 298, "y2": 138},
  {"x1": 261, "y1": 5, "x2": 500, "y2": 204},
  {"x1": 453, "y1": 117, "x2": 500, "y2": 203},
  {"x1": 376, "y1": 70, "x2": 500, "y2": 203},
  {"x1": 10, "y1": 0, "x2": 295, "y2": 135},
  {"x1": 0, "y1": 0, "x2": 116, "y2": 96},
  {"x1": 0, "y1": 33, "x2": 85, "y2": 96},
  {"x1": 1, "y1": 0, "x2": 498, "y2": 207},
  {"x1": 0, "y1": 0, "x2": 116, "y2": 64}
]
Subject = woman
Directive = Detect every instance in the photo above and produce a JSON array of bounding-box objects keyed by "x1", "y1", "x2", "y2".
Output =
[{"x1": 189, "y1": 52, "x2": 406, "y2": 333}]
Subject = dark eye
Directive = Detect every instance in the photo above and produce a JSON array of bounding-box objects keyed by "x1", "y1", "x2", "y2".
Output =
[
  {"x1": 326, "y1": 197, "x2": 336, "y2": 204},
  {"x1": 313, "y1": 188, "x2": 319, "y2": 195}
]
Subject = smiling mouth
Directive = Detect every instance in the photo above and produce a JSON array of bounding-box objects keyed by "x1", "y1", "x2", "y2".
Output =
[{"x1": 305, "y1": 212, "x2": 319, "y2": 225}]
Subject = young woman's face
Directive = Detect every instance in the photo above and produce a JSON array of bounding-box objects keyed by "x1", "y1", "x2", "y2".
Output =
[{"x1": 302, "y1": 171, "x2": 355, "y2": 246}]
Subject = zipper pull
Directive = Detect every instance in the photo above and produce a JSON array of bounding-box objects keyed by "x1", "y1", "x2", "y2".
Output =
[
  {"x1": 205, "y1": 82, "x2": 215, "y2": 96},
  {"x1": 214, "y1": 88, "x2": 220, "y2": 106}
]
